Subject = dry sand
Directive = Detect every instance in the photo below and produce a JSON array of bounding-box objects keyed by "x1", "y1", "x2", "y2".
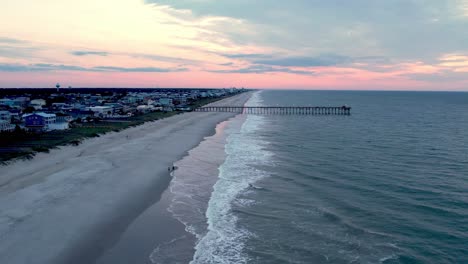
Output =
[{"x1": 0, "y1": 92, "x2": 252, "y2": 264}]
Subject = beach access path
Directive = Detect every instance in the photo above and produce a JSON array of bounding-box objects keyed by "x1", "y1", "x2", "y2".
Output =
[{"x1": 0, "y1": 92, "x2": 253, "y2": 264}]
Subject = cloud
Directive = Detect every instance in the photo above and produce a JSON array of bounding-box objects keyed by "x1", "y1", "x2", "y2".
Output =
[
  {"x1": 0, "y1": 45, "x2": 40, "y2": 59},
  {"x1": 254, "y1": 54, "x2": 351, "y2": 67},
  {"x1": 70, "y1": 50, "x2": 198, "y2": 65},
  {"x1": 0, "y1": 37, "x2": 26, "y2": 44},
  {"x1": 223, "y1": 53, "x2": 276, "y2": 60},
  {"x1": 222, "y1": 53, "x2": 390, "y2": 68},
  {"x1": 149, "y1": 0, "x2": 468, "y2": 60},
  {"x1": 132, "y1": 53, "x2": 199, "y2": 64},
  {"x1": 0, "y1": 63, "x2": 188, "y2": 73},
  {"x1": 0, "y1": 37, "x2": 41, "y2": 59},
  {"x1": 210, "y1": 64, "x2": 313, "y2": 75},
  {"x1": 92, "y1": 66, "x2": 188, "y2": 72},
  {"x1": 402, "y1": 71, "x2": 468, "y2": 82},
  {"x1": 0, "y1": 63, "x2": 87, "y2": 72},
  {"x1": 2, "y1": 0, "x2": 468, "y2": 89},
  {"x1": 71, "y1": 51, "x2": 109, "y2": 56}
]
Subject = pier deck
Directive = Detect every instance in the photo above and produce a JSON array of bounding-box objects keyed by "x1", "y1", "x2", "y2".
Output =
[{"x1": 194, "y1": 106, "x2": 351, "y2": 115}]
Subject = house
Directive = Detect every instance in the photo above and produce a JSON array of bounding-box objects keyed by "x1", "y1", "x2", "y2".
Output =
[
  {"x1": 68, "y1": 109, "x2": 94, "y2": 119},
  {"x1": 52, "y1": 103, "x2": 71, "y2": 110},
  {"x1": 173, "y1": 94, "x2": 188, "y2": 105},
  {"x1": 0, "y1": 120, "x2": 14, "y2": 132},
  {"x1": 30, "y1": 99, "x2": 47, "y2": 110},
  {"x1": 159, "y1": 98, "x2": 173, "y2": 106},
  {"x1": 0, "y1": 98, "x2": 15, "y2": 107},
  {"x1": 0, "y1": 110, "x2": 11, "y2": 121},
  {"x1": 88, "y1": 106, "x2": 113, "y2": 117},
  {"x1": 55, "y1": 113, "x2": 73, "y2": 123},
  {"x1": 162, "y1": 105, "x2": 174, "y2": 112},
  {"x1": 13, "y1": 97, "x2": 30, "y2": 107},
  {"x1": 8, "y1": 109, "x2": 21, "y2": 122},
  {"x1": 136, "y1": 105, "x2": 154, "y2": 113},
  {"x1": 23, "y1": 113, "x2": 56, "y2": 131},
  {"x1": 49, "y1": 113, "x2": 71, "y2": 130},
  {"x1": 175, "y1": 105, "x2": 192, "y2": 111},
  {"x1": 122, "y1": 96, "x2": 138, "y2": 104},
  {"x1": 190, "y1": 90, "x2": 200, "y2": 97},
  {"x1": 104, "y1": 103, "x2": 124, "y2": 113}
]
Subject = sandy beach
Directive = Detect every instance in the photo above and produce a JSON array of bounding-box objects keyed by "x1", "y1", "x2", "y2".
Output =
[{"x1": 0, "y1": 92, "x2": 252, "y2": 264}]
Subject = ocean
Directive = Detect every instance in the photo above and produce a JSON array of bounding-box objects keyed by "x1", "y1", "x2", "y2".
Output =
[{"x1": 159, "y1": 90, "x2": 468, "y2": 263}]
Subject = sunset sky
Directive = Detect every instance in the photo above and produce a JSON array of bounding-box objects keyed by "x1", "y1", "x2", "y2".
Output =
[{"x1": 1, "y1": 0, "x2": 468, "y2": 90}]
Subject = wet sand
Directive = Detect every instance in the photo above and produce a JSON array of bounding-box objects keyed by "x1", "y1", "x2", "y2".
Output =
[
  {"x1": 95, "y1": 117, "x2": 236, "y2": 264},
  {"x1": 0, "y1": 92, "x2": 252, "y2": 264}
]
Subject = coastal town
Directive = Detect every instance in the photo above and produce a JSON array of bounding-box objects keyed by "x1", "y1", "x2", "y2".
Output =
[
  {"x1": 0, "y1": 85, "x2": 244, "y2": 133},
  {"x1": 0, "y1": 86, "x2": 245, "y2": 161}
]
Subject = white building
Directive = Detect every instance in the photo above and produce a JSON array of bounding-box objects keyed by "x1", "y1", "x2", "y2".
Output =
[
  {"x1": 30, "y1": 99, "x2": 47, "y2": 110},
  {"x1": 136, "y1": 105, "x2": 155, "y2": 113},
  {"x1": 88, "y1": 106, "x2": 113, "y2": 117}
]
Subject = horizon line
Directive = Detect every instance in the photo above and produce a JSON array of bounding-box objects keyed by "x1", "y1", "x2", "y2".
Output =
[{"x1": 0, "y1": 87, "x2": 467, "y2": 92}]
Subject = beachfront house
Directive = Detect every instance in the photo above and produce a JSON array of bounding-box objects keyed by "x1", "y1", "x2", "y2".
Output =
[
  {"x1": 136, "y1": 105, "x2": 155, "y2": 113},
  {"x1": 23, "y1": 113, "x2": 57, "y2": 131},
  {"x1": 88, "y1": 106, "x2": 113, "y2": 118},
  {"x1": 175, "y1": 105, "x2": 191, "y2": 111}
]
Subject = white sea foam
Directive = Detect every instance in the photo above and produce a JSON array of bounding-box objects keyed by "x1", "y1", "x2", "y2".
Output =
[
  {"x1": 379, "y1": 253, "x2": 399, "y2": 263},
  {"x1": 164, "y1": 120, "x2": 230, "y2": 241},
  {"x1": 191, "y1": 91, "x2": 273, "y2": 264}
]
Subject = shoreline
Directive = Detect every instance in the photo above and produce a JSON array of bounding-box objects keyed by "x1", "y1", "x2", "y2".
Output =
[
  {"x1": 0, "y1": 95, "x2": 242, "y2": 163},
  {"x1": 0, "y1": 92, "x2": 253, "y2": 264},
  {"x1": 96, "y1": 117, "x2": 237, "y2": 264}
]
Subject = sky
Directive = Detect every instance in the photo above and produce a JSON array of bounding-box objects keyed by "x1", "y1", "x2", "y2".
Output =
[{"x1": 1, "y1": 0, "x2": 468, "y2": 90}]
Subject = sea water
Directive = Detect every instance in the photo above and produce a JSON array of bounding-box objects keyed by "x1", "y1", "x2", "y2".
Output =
[{"x1": 167, "y1": 90, "x2": 468, "y2": 263}]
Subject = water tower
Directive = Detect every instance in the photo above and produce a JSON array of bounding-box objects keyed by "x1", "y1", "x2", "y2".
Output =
[{"x1": 56, "y1": 83, "x2": 61, "y2": 92}]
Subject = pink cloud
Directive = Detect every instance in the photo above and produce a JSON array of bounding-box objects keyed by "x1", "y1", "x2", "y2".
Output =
[{"x1": 2, "y1": 68, "x2": 467, "y2": 91}]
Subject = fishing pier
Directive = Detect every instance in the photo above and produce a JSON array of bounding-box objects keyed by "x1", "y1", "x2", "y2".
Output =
[{"x1": 194, "y1": 106, "x2": 351, "y2": 115}]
